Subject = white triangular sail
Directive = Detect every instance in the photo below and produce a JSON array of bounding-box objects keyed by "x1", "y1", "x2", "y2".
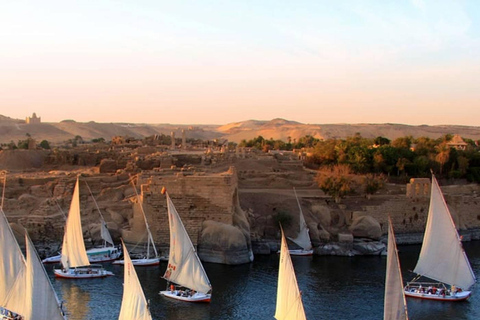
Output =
[
  {"x1": 118, "y1": 240, "x2": 152, "y2": 320},
  {"x1": 25, "y1": 233, "x2": 66, "y2": 320},
  {"x1": 2, "y1": 262, "x2": 27, "y2": 317},
  {"x1": 1, "y1": 213, "x2": 65, "y2": 319},
  {"x1": 61, "y1": 178, "x2": 90, "y2": 269},
  {"x1": 384, "y1": 219, "x2": 408, "y2": 320},
  {"x1": 163, "y1": 193, "x2": 211, "y2": 294},
  {"x1": 0, "y1": 208, "x2": 26, "y2": 305},
  {"x1": 100, "y1": 220, "x2": 114, "y2": 247},
  {"x1": 287, "y1": 188, "x2": 312, "y2": 251},
  {"x1": 275, "y1": 228, "x2": 307, "y2": 320},
  {"x1": 413, "y1": 175, "x2": 476, "y2": 289},
  {"x1": 85, "y1": 180, "x2": 114, "y2": 247}
]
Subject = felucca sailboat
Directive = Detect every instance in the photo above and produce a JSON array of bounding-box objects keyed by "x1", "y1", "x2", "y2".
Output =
[
  {"x1": 1, "y1": 205, "x2": 27, "y2": 320},
  {"x1": 287, "y1": 188, "x2": 313, "y2": 256},
  {"x1": 54, "y1": 177, "x2": 113, "y2": 279},
  {"x1": 118, "y1": 240, "x2": 152, "y2": 320},
  {"x1": 404, "y1": 174, "x2": 476, "y2": 301},
  {"x1": 275, "y1": 227, "x2": 307, "y2": 320},
  {"x1": 1, "y1": 198, "x2": 65, "y2": 319},
  {"x1": 384, "y1": 218, "x2": 408, "y2": 320},
  {"x1": 159, "y1": 191, "x2": 212, "y2": 302},
  {"x1": 43, "y1": 181, "x2": 121, "y2": 264},
  {"x1": 1, "y1": 171, "x2": 26, "y2": 320}
]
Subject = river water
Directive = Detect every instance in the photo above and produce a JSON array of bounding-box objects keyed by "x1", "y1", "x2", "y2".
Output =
[{"x1": 48, "y1": 241, "x2": 480, "y2": 319}]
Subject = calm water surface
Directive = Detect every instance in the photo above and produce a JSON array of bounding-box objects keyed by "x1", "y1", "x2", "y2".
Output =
[{"x1": 48, "y1": 241, "x2": 480, "y2": 319}]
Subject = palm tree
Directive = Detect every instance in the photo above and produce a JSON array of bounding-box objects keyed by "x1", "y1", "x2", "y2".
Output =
[{"x1": 435, "y1": 143, "x2": 450, "y2": 175}]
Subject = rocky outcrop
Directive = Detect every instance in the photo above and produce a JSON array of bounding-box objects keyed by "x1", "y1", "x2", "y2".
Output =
[
  {"x1": 311, "y1": 205, "x2": 331, "y2": 227},
  {"x1": 352, "y1": 239, "x2": 386, "y2": 255},
  {"x1": 99, "y1": 159, "x2": 117, "y2": 173},
  {"x1": 349, "y1": 215, "x2": 382, "y2": 240},
  {"x1": 251, "y1": 240, "x2": 277, "y2": 254},
  {"x1": 338, "y1": 233, "x2": 353, "y2": 243},
  {"x1": 314, "y1": 239, "x2": 385, "y2": 256},
  {"x1": 315, "y1": 242, "x2": 354, "y2": 256},
  {"x1": 197, "y1": 220, "x2": 253, "y2": 265}
]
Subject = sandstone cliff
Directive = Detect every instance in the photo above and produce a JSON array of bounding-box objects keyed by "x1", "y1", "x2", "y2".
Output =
[{"x1": 2, "y1": 147, "x2": 480, "y2": 263}]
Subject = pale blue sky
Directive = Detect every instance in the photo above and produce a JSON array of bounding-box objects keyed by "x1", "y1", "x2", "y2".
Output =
[{"x1": 0, "y1": 0, "x2": 479, "y2": 125}]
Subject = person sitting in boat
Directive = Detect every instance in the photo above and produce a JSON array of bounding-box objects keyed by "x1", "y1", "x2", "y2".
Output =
[
  {"x1": 170, "y1": 284, "x2": 175, "y2": 293},
  {"x1": 439, "y1": 288, "x2": 445, "y2": 297},
  {"x1": 451, "y1": 285, "x2": 456, "y2": 296},
  {"x1": 427, "y1": 286, "x2": 433, "y2": 294},
  {"x1": 431, "y1": 287, "x2": 437, "y2": 294}
]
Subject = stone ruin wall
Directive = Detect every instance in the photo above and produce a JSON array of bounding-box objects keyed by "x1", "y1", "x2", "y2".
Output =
[
  {"x1": 353, "y1": 183, "x2": 480, "y2": 238},
  {"x1": 0, "y1": 173, "x2": 134, "y2": 247},
  {"x1": 132, "y1": 168, "x2": 238, "y2": 249}
]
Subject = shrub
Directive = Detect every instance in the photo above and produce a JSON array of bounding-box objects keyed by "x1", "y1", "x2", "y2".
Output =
[{"x1": 273, "y1": 210, "x2": 293, "y2": 228}]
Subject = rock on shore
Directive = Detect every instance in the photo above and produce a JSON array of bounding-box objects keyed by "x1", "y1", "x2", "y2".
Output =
[{"x1": 198, "y1": 220, "x2": 254, "y2": 265}]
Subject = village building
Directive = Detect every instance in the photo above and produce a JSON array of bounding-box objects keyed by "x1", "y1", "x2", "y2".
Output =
[{"x1": 447, "y1": 134, "x2": 468, "y2": 150}]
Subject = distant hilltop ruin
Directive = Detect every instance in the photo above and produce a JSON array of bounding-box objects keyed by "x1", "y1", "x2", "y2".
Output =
[{"x1": 25, "y1": 112, "x2": 41, "y2": 124}]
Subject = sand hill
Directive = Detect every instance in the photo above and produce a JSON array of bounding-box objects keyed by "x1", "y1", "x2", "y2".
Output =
[{"x1": 1, "y1": 114, "x2": 480, "y2": 145}]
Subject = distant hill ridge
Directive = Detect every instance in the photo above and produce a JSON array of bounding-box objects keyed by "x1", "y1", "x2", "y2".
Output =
[{"x1": 1, "y1": 114, "x2": 480, "y2": 144}]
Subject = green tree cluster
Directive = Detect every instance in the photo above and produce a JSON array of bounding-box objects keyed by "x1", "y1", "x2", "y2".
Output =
[
  {"x1": 315, "y1": 164, "x2": 357, "y2": 203},
  {"x1": 308, "y1": 134, "x2": 480, "y2": 182},
  {"x1": 238, "y1": 133, "x2": 480, "y2": 183},
  {"x1": 238, "y1": 135, "x2": 320, "y2": 151}
]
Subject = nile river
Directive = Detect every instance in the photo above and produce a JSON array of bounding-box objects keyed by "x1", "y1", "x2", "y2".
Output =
[{"x1": 48, "y1": 241, "x2": 480, "y2": 319}]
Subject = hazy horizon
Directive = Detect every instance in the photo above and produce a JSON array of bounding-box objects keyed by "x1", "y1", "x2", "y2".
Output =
[
  {"x1": 1, "y1": 1, "x2": 479, "y2": 126},
  {"x1": 4, "y1": 112, "x2": 480, "y2": 128}
]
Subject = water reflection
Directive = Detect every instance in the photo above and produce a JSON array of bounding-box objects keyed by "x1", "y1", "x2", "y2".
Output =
[
  {"x1": 47, "y1": 241, "x2": 480, "y2": 320},
  {"x1": 59, "y1": 283, "x2": 90, "y2": 320}
]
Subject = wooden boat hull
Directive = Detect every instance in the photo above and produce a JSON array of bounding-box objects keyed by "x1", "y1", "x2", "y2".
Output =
[
  {"x1": 1, "y1": 306, "x2": 22, "y2": 320},
  {"x1": 112, "y1": 257, "x2": 161, "y2": 266},
  {"x1": 42, "y1": 255, "x2": 62, "y2": 263},
  {"x1": 159, "y1": 290, "x2": 211, "y2": 302},
  {"x1": 43, "y1": 247, "x2": 121, "y2": 264},
  {"x1": 404, "y1": 289, "x2": 471, "y2": 301},
  {"x1": 276, "y1": 249, "x2": 314, "y2": 256},
  {"x1": 289, "y1": 249, "x2": 314, "y2": 256},
  {"x1": 54, "y1": 267, "x2": 114, "y2": 279}
]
